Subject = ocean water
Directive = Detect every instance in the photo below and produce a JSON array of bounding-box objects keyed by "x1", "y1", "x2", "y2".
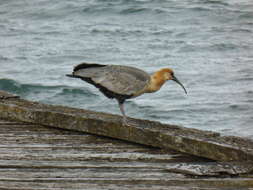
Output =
[{"x1": 0, "y1": 0, "x2": 252, "y2": 139}]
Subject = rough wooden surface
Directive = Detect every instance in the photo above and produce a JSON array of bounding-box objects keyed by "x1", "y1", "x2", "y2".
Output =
[
  {"x1": 0, "y1": 118, "x2": 253, "y2": 190},
  {"x1": 0, "y1": 91, "x2": 253, "y2": 162}
]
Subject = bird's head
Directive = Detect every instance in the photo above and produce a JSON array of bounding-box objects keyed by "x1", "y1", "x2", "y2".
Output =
[{"x1": 157, "y1": 68, "x2": 187, "y2": 94}]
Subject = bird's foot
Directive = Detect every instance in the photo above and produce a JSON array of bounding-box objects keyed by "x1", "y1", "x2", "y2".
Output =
[
  {"x1": 122, "y1": 118, "x2": 138, "y2": 127},
  {"x1": 122, "y1": 118, "x2": 130, "y2": 126}
]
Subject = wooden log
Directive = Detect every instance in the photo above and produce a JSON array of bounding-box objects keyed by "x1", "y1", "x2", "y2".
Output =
[{"x1": 0, "y1": 91, "x2": 253, "y2": 162}]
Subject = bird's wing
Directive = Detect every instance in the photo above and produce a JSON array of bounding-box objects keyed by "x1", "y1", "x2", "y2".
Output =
[{"x1": 73, "y1": 65, "x2": 150, "y2": 96}]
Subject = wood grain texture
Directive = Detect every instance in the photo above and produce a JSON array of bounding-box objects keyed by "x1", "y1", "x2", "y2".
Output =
[
  {"x1": 0, "y1": 118, "x2": 252, "y2": 189},
  {"x1": 0, "y1": 92, "x2": 253, "y2": 162}
]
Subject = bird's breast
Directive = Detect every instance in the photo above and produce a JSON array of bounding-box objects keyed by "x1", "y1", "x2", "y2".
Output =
[{"x1": 131, "y1": 86, "x2": 149, "y2": 97}]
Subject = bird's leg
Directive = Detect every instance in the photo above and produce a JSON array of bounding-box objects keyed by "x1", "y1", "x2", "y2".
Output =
[{"x1": 118, "y1": 101, "x2": 128, "y2": 126}]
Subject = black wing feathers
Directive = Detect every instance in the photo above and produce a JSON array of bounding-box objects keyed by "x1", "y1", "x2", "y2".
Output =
[
  {"x1": 73, "y1": 63, "x2": 106, "y2": 72},
  {"x1": 80, "y1": 77, "x2": 132, "y2": 103},
  {"x1": 68, "y1": 62, "x2": 133, "y2": 103}
]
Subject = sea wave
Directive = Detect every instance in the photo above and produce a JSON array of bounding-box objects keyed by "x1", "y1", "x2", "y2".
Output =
[
  {"x1": 1, "y1": 0, "x2": 253, "y2": 138},
  {"x1": 0, "y1": 78, "x2": 97, "y2": 99}
]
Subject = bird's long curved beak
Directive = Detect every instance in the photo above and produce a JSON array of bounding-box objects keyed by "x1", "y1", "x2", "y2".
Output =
[{"x1": 172, "y1": 76, "x2": 187, "y2": 94}]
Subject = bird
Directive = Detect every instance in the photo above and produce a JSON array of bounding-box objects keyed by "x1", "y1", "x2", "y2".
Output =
[{"x1": 66, "y1": 62, "x2": 187, "y2": 125}]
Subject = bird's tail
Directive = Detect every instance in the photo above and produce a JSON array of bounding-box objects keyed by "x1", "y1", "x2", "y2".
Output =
[{"x1": 66, "y1": 74, "x2": 80, "y2": 78}]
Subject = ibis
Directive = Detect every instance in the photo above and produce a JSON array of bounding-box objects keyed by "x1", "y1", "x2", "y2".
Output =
[{"x1": 66, "y1": 63, "x2": 187, "y2": 125}]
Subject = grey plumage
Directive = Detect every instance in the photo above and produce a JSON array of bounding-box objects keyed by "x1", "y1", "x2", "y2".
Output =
[{"x1": 69, "y1": 63, "x2": 150, "y2": 97}]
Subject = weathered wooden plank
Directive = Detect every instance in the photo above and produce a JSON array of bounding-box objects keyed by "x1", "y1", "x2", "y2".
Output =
[
  {"x1": 0, "y1": 177, "x2": 253, "y2": 188},
  {"x1": 0, "y1": 182, "x2": 244, "y2": 190},
  {"x1": 0, "y1": 160, "x2": 196, "y2": 169},
  {"x1": 0, "y1": 160, "x2": 252, "y2": 177},
  {"x1": 165, "y1": 162, "x2": 253, "y2": 176},
  {"x1": 0, "y1": 168, "x2": 183, "y2": 179},
  {"x1": 0, "y1": 118, "x2": 252, "y2": 189},
  {"x1": 0, "y1": 92, "x2": 252, "y2": 162},
  {"x1": 0, "y1": 151, "x2": 181, "y2": 162}
]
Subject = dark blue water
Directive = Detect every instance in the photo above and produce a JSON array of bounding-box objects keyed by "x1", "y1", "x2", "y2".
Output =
[{"x1": 1, "y1": 0, "x2": 253, "y2": 138}]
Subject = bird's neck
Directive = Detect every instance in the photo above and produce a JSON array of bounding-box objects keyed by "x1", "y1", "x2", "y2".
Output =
[{"x1": 146, "y1": 72, "x2": 166, "y2": 93}]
